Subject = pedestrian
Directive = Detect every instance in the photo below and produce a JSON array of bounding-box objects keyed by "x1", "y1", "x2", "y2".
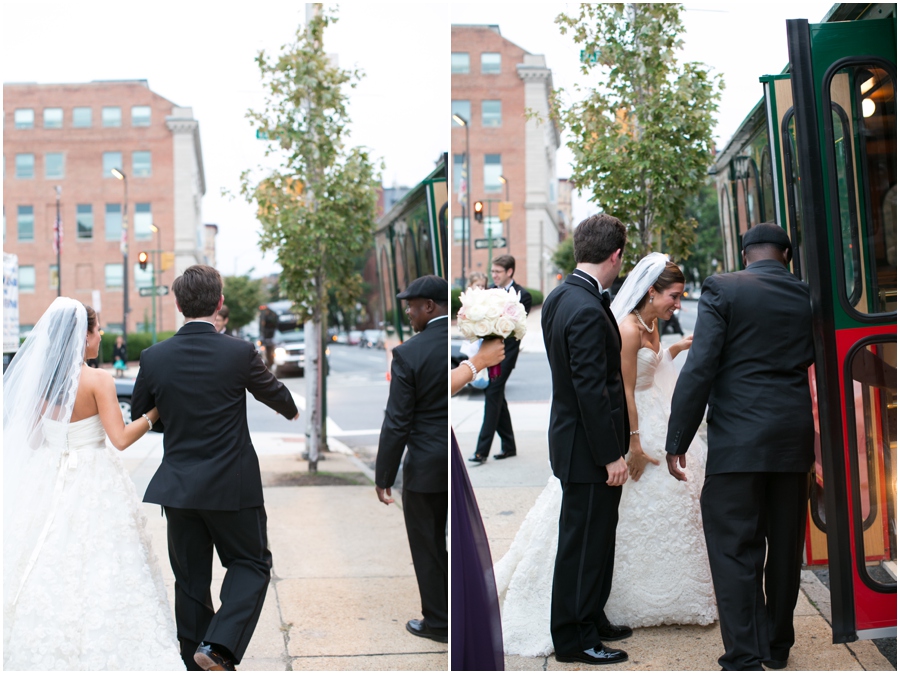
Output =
[
  {"x1": 469, "y1": 254, "x2": 532, "y2": 463},
  {"x1": 215, "y1": 304, "x2": 230, "y2": 335},
  {"x1": 665, "y1": 222, "x2": 815, "y2": 671},
  {"x1": 259, "y1": 306, "x2": 278, "y2": 369},
  {"x1": 466, "y1": 271, "x2": 488, "y2": 290},
  {"x1": 112, "y1": 335, "x2": 127, "y2": 378},
  {"x1": 374, "y1": 274, "x2": 449, "y2": 644}
]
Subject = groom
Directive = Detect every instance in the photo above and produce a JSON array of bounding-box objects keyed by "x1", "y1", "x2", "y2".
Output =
[
  {"x1": 541, "y1": 214, "x2": 631, "y2": 665},
  {"x1": 133, "y1": 265, "x2": 299, "y2": 671}
]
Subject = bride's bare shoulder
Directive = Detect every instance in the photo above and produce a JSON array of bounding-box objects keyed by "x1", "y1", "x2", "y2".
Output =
[
  {"x1": 80, "y1": 364, "x2": 113, "y2": 389},
  {"x1": 619, "y1": 318, "x2": 642, "y2": 352}
]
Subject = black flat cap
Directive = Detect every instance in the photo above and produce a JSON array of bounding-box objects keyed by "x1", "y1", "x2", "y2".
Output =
[
  {"x1": 742, "y1": 223, "x2": 792, "y2": 261},
  {"x1": 397, "y1": 275, "x2": 448, "y2": 302}
]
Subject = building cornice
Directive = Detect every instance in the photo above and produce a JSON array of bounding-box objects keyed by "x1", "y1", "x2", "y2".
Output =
[
  {"x1": 166, "y1": 116, "x2": 206, "y2": 196},
  {"x1": 517, "y1": 64, "x2": 561, "y2": 146}
]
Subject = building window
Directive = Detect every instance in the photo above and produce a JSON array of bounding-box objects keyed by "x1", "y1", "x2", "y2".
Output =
[
  {"x1": 105, "y1": 263, "x2": 123, "y2": 289},
  {"x1": 44, "y1": 108, "x2": 63, "y2": 129},
  {"x1": 484, "y1": 154, "x2": 503, "y2": 193},
  {"x1": 482, "y1": 100, "x2": 502, "y2": 127},
  {"x1": 453, "y1": 154, "x2": 465, "y2": 195},
  {"x1": 50, "y1": 265, "x2": 59, "y2": 290},
  {"x1": 15, "y1": 153, "x2": 35, "y2": 179},
  {"x1": 14, "y1": 109, "x2": 34, "y2": 129},
  {"x1": 453, "y1": 217, "x2": 469, "y2": 243},
  {"x1": 73, "y1": 107, "x2": 92, "y2": 128},
  {"x1": 451, "y1": 100, "x2": 470, "y2": 125},
  {"x1": 77, "y1": 204, "x2": 93, "y2": 240},
  {"x1": 102, "y1": 107, "x2": 122, "y2": 127},
  {"x1": 17, "y1": 205, "x2": 34, "y2": 241},
  {"x1": 481, "y1": 52, "x2": 501, "y2": 74},
  {"x1": 134, "y1": 262, "x2": 154, "y2": 289},
  {"x1": 103, "y1": 151, "x2": 123, "y2": 178},
  {"x1": 19, "y1": 266, "x2": 35, "y2": 293},
  {"x1": 131, "y1": 106, "x2": 151, "y2": 127},
  {"x1": 451, "y1": 52, "x2": 470, "y2": 74},
  {"x1": 135, "y1": 203, "x2": 152, "y2": 239},
  {"x1": 45, "y1": 152, "x2": 64, "y2": 179},
  {"x1": 105, "y1": 203, "x2": 122, "y2": 241},
  {"x1": 132, "y1": 151, "x2": 151, "y2": 177}
]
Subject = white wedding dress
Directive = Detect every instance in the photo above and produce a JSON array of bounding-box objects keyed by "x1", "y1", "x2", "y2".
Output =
[
  {"x1": 494, "y1": 347, "x2": 717, "y2": 657},
  {"x1": 3, "y1": 415, "x2": 184, "y2": 671}
]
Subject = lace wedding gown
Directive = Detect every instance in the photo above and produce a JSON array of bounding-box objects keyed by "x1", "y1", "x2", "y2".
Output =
[
  {"x1": 494, "y1": 347, "x2": 717, "y2": 657},
  {"x1": 3, "y1": 415, "x2": 184, "y2": 671}
]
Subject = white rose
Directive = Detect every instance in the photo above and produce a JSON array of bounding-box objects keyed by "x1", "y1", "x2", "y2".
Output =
[
  {"x1": 466, "y1": 302, "x2": 488, "y2": 321},
  {"x1": 514, "y1": 322, "x2": 527, "y2": 340},
  {"x1": 458, "y1": 321, "x2": 475, "y2": 340},
  {"x1": 494, "y1": 316, "x2": 516, "y2": 338},
  {"x1": 473, "y1": 319, "x2": 493, "y2": 337}
]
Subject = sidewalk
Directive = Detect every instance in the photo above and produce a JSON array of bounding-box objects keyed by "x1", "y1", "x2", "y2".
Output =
[
  {"x1": 451, "y1": 305, "x2": 892, "y2": 672},
  {"x1": 122, "y1": 432, "x2": 447, "y2": 671}
]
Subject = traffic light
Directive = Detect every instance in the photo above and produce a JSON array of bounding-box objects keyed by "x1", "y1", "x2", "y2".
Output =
[
  {"x1": 138, "y1": 251, "x2": 149, "y2": 271},
  {"x1": 474, "y1": 201, "x2": 484, "y2": 222}
]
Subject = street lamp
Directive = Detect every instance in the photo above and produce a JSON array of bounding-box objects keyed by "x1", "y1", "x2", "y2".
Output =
[
  {"x1": 112, "y1": 168, "x2": 129, "y2": 345},
  {"x1": 499, "y1": 174, "x2": 511, "y2": 252},
  {"x1": 452, "y1": 113, "x2": 470, "y2": 286}
]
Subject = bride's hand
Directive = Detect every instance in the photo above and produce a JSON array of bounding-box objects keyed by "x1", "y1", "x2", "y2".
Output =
[
  {"x1": 671, "y1": 334, "x2": 693, "y2": 357},
  {"x1": 627, "y1": 444, "x2": 659, "y2": 481}
]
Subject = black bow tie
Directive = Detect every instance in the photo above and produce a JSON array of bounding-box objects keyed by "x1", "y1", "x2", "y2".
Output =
[{"x1": 601, "y1": 291, "x2": 611, "y2": 308}]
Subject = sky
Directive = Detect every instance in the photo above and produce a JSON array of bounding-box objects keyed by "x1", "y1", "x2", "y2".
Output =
[
  {"x1": 450, "y1": 1, "x2": 832, "y2": 223},
  {"x1": 1, "y1": 1, "x2": 450, "y2": 278},
  {"x1": 3, "y1": 2, "x2": 834, "y2": 276}
]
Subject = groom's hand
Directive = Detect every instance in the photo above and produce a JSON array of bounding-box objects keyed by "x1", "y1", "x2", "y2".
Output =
[
  {"x1": 376, "y1": 486, "x2": 394, "y2": 505},
  {"x1": 666, "y1": 453, "x2": 687, "y2": 481},
  {"x1": 605, "y1": 457, "x2": 628, "y2": 486}
]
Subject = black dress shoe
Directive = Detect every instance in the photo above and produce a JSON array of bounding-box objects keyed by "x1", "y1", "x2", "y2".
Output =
[
  {"x1": 405, "y1": 618, "x2": 448, "y2": 643},
  {"x1": 468, "y1": 453, "x2": 487, "y2": 464},
  {"x1": 763, "y1": 659, "x2": 788, "y2": 670},
  {"x1": 597, "y1": 623, "x2": 633, "y2": 641},
  {"x1": 494, "y1": 451, "x2": 517, "y2": 459},
  {"x1": 555, "y1": 643, "x2": 628, "y2": 665},
  {"x1": 194, "y1": 643, "x2": 235, "y2": 671}
]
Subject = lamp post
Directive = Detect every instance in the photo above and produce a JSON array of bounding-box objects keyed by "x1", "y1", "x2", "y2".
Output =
[
  {"x1": 452, "y1": 113, "x2": 470, "y2": 287},
  {"x1": 499, "y1": 174, "x2": 511, "y2": 251},
  {"x1": 54, "y1": 185, "x2": 62, "y2": 297},
  {"x1": 150, "y1": 224, "x2": 162, "y2": 344},
  {"x1": 111, "y1": 168, "x2": 129, "y2": 344}
]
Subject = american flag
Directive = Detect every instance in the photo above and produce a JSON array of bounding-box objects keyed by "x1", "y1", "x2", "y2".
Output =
[
  {"x1": 120, "y1": 221, "x2": 128, "y2": 256},
  {"x1": 457, "y1": 158, "x2": 467, "y2": 206},
  {"x1": 53, "y1": 211, "x2": 62, "y2": 255}
]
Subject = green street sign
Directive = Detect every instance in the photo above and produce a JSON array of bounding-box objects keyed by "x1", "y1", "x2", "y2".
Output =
[{"x1": 256, "y1": 129, "x2": 268, "y2": 140}]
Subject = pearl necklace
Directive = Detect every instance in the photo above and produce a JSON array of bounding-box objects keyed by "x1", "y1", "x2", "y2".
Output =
[{"x1": 633, "y1": 309, "x2": 655, "y2": 333}]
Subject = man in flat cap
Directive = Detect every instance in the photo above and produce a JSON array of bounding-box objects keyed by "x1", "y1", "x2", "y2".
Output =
[
  {"x1": 665, "y1": 222, "x2": 814, "y2": 671},
  {"x1": 375, "y1": 274, "x2": 449, "y2": 643}
]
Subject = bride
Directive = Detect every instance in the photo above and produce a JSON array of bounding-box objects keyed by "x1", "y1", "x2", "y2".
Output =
[
  {"x1": 3, "y1": 298, "x2": 184, "y2": 670},
  {"x1": 494, "y1": 253, "x2": 717, "y2": 657}
]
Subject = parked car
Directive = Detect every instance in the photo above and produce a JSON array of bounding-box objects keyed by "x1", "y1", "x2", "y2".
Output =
[
  {"x1": 360, "y1": 329, "x2": 385, "y2": 349},
  {"x1": 115, "y1": 378, "x2": 135, "y2": 425}
]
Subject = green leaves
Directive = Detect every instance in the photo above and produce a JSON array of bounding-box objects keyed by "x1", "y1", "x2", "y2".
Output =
[
  {"x1": 239, "y1": 5, "x2": 380, "y2": 324},
  {"x1": 556, "y1": 3, "x2": 722, "y2": 270}
]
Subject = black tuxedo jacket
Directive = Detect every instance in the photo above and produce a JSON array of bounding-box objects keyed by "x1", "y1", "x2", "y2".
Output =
[
  {"x1": 376, "y1": 317, "x2": 448, "y2": 493},
  {"x1": 541, "y1": 273, "x2": 629, "y2": 483},
  {"x1": 666, "y1": 260, "x2": 815, "y2": 474},
  {"x1": 132, "y1": 321, "x2": 298, "y2": 510}
]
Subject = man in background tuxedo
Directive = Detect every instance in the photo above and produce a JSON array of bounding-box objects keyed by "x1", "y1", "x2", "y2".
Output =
[
  {"x1": 542, "y1": 215, "x2": 631, "y2": 666},
  {"x1": 469, "y1": 254, "x2": 532, "y2": 463},
  {"x1": 133, "y1": 265, "x2": 299, "y2": 671},
  {"x1": 375, "y1": 275, "x2": 449, "y2": 643},
  {"x1": 666, "y1": 223, "x2": 815, "y2": 671}
]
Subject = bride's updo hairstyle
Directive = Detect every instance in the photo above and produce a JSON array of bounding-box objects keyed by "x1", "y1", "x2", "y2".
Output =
[
  {"x1": 83, "y1": 304, "x2": 97, "y2": 333},
  {"x1": 633, "y1": 261, "x2": 685, "y2": 312}
]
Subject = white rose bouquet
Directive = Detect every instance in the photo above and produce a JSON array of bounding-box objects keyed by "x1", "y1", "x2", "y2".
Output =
[{"x1": 456, "y1": 287, "x2": 528, "y2": 379}]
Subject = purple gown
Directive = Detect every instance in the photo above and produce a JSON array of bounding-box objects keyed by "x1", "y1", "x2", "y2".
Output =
[{"x1": 451, "y1": 430, "x2": 504, "y2": 670}]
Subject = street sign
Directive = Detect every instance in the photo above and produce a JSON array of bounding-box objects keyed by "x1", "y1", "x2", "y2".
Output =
[
  {"x1": 160, "y1": 252, "x2": 175, "y2": 271},
  {"x1": 498, "y1": 201, "x2": 513, "y2": 221},
  {"x1": 138, "y1": 286, "x2": 169, "y2": 297},
  {"x1": 256, "y1": 129, "x2": 269, "y2": 140},
  {"x1": 474, "y1": 237, "x2": 507, "y2": 249}
]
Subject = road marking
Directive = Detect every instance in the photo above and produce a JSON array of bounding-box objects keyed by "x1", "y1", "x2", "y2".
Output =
[{"x1": 289, "y1": 390, "x2": 346, "y2": 435}]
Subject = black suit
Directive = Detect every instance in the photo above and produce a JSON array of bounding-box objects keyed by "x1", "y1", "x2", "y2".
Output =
[
  {"x1": 132, "y1": 321, "x2": 298, "y2": 667},
  {"x1": 474, "y1": 280, "x2": 532, "y2": 458},
  {"x1": 375, "y1": 316, "x2": 449, "y2": 633},
  {"x1": 666, "y1": 260, "x2": 814, "y2": 671},
  {"x1": 541, "y1": 272, "x2": 629, "y2": 655}
]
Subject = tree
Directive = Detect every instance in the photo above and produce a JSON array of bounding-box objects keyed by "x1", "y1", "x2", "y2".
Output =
[
  {"x1": 682, "y1": 180, "x2": 724, "y2": 283},
  {"x1": 552, "y1": 236, "x2": 576, "y2": 277},
  {"x1": 239, "y1": 5, "x2": 380, "y2": 469},
  {"x1": 555, "y1": 4, "x2": 723, "y2": 268},
  {"x1": 222, "y1": 275, "x2": 264, "y2": 333}
]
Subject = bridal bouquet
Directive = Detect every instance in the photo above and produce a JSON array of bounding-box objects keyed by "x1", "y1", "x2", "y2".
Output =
[{"x1": 457, "y1": 287, "x2": 528, "y2": 379}]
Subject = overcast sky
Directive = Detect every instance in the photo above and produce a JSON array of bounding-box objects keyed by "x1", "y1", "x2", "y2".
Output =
[
  {"x1": 2, "y1": 1, "x2": 450, "y2": 278},
  {"x1": 450, "y1": 1, "x2": 832, "y2": 223},
  {"x1": 3, "y1": 2, "x2": 833, "y2": 276}
]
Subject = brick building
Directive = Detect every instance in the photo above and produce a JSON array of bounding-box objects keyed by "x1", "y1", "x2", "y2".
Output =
[
  {"x1": 3, "y1": 79, "x2": 208, "y2": 335},
  {"x1": 451, "y1": 25, "x2": 561, "y2": 293}
]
